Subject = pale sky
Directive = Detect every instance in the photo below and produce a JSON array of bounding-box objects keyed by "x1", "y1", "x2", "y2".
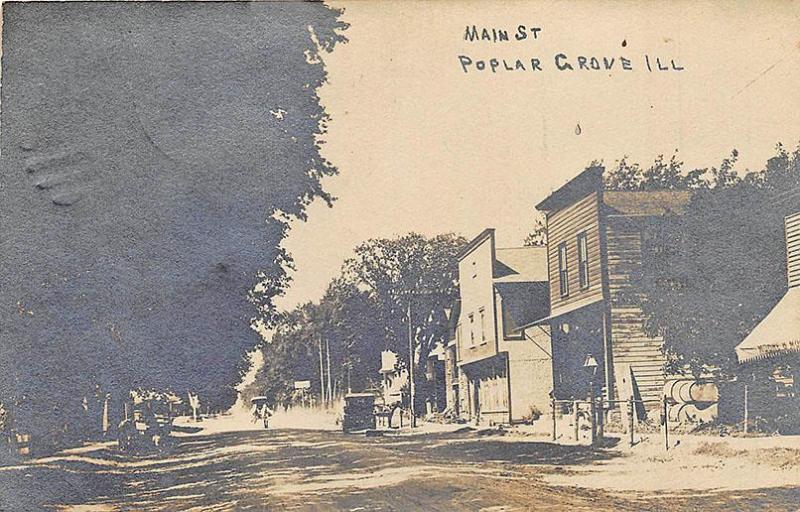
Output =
[{"x1": 276, "y1": 0, "x2": 800, "y2": 311}]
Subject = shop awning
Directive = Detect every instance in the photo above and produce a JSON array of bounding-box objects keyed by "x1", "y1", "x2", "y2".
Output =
[{"x1": 735, "y1": 287, "x2": 800, "y2": 363}]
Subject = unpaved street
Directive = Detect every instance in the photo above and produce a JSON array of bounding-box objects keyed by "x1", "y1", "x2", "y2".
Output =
[{"x1": 1, "y1": 428, "x2": 798, "y2": 511}]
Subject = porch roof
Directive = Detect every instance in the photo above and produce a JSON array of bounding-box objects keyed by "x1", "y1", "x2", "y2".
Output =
[{"x1": 735, "y1": 287, "x2": 800, "y2": 363}]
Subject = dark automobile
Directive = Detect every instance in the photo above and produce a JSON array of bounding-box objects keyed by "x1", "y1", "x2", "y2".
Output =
[{"x1": 118, "y1": 408, "x2": 173, "y2": 453}]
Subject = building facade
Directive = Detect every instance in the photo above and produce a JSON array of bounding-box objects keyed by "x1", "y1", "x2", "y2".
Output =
[
  {"x1": 535, "y1": 166, "x2": 690, "y2": 411},
  {"x1": 453, "y1": 229, "x2": 552, "y2": 424}
]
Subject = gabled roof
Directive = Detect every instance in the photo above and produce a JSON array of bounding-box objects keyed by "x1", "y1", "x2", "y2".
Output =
[
  {"x1": 603, "y1": 190, "x2": 691, "y2": 216},
  {"x1": 493, "y1": 246, "x2": 550, "y2": 336},
  {"x1": 495, "y1": 281, "x2": 550, "y2": 336},
  {"x1": 494, "y1": 246, "x2": 548, "y2": 283},
  {"x1": 735, "y1": 286, "x2": 800, "y2": 363},
  {"x1": 536, "y1": 165, "x2": 604, "y2": 213},
  {"x1": 457, "y1": 228, "x2": 494, "y2": 261}
]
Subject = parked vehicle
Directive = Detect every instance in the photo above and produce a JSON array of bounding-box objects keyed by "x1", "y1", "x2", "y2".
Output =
[{"x1": 117, "y1": 407, "x2": 173, "y2": 453}]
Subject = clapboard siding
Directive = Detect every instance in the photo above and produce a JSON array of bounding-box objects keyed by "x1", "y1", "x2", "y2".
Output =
[
  {"x1": 546, "y1": 192, "x2": 604, "y2": 315},
  {"x1": 788, "y1": 212, "x2": 800, "y2": 288},
  {"x1": 606, "y1": 218, "x2": 665, "y2": 403}
]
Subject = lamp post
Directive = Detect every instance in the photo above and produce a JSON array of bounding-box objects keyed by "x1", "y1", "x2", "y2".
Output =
[{"x1": 583, "y1": 354, "x2": 598, "y2": 446}]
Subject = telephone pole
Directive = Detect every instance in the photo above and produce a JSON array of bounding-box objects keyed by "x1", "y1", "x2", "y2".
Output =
[
  {"x1": 318, "y1": 337, "x2": 326, "y2": 406},
  {"x1": 408, "y1": 300, "x2": 416, "y2": 428},
  {"x1": 325, "y1": 336, "x2": 333, "y2": 403}
]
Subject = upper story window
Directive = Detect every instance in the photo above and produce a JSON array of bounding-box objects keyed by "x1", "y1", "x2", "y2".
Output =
[
  {"x1": 577, "y1": 232, "x2": 589, "y2": 290},
  {"x1": 468, "y1": 313, "x2": 475, "y2": 345},
  {"x1": 455, "y1": 324, "x2": 462, "y2": 360},
  {"x1": 558, "y1": 242, "x2": 569, "y2": 297},
  {"x1": 479, "y1": 308, "x2": 486, "y2": 342}
]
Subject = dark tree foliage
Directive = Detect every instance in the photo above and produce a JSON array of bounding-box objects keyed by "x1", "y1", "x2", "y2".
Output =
[
  {"x1": 604, "y1": 152, "x2": 710, "y2": 191},
  {"x1": 0, "y1": 2, "x2": 346, "y2": 447},
  {"x1": 607, "y1": 144, "x2": 800, "y2": 376},
  {"x1": 523, "y1": 217, "x2": 548, "y2": 247}
]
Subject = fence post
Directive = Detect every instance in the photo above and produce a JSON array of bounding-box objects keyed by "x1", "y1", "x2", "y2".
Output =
[
  {"x1": 663, "y1": 395, "x2": 669, "y2": 451},
  {"x1": 597, "y1": 394, "x2": 604, "y2": 441},
  {"x1": 573, "y1": 400, "x2": 579, "y2": 443},
  {"x1": 743, "y1": 384, "x2": 749, "y2": 435},
  {"x1": 589, "y1": 395, "x2": 597, "y2": 447},
  {"x1": 628, "y1": 397, "x2": 635, "y2": 447},
  {"x1": 551, "y1": 398, "x2": 557, "y2": 442}
]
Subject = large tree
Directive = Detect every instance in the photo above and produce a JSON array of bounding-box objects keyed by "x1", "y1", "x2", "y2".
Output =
[
  {"x1": 0, "y1": 3, "x2": 346, "y2": 447},
  {"x1": 342, "y1": 233, "x2": 466, "y2": 409},
  {"x1": 250, "y1": 233, "x2": 466, "y2": 414},
  {"x1": 607, "y1": 144, "x2": 800, "y2": 375}
]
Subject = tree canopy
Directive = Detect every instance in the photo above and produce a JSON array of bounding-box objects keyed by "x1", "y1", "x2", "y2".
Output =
[
  {"x1": 605, "y1": 144, "x2": 800, "y2": 375},
  {"x1": 0, "y1": 2, "x2": 346, "y2": 447},
  {"x1": 249, "y1": 233, "x2": 466, "y2": 412}
]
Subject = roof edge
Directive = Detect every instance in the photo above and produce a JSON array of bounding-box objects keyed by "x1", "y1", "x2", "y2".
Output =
[
  {"x1": 457, "y1": 228, "x2": 495, "y2": 261},
  {"x1": 536, "y1": 165, "x2": 604, "y2": 213}
]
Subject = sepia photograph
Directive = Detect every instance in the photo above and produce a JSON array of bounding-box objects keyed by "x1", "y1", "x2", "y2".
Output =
[{"x1": 0, "y1": 1, "x2": 799, "y2": 510}]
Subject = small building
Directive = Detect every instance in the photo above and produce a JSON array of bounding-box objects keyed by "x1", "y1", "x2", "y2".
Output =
[
  {"x1": 534, "y1": 166, "x2": 690, "y2": 411},
  {"x1": 454, "y1": 229, "x2": 552, "y2": 424}
]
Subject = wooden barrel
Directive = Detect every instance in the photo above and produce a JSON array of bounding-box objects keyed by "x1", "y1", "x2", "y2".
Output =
[
  {"x1": 663, "y1": 379, "x2": 686, "y2": 403},
  {"x1": 668, "y1": 403, "x2": 686, "y2": 422},
  {"x1": 678, "y1": 403, "x2": 718, "y2": 424},
  {"x1": 678, "y1": 381, "x2": 719, "y2": 403},
  {"x1": 675, "y1": 381, "x2": 694, "y2": 403},
  {"x1": 664, "y1": 379, "x2": 719, "y2": 403}
]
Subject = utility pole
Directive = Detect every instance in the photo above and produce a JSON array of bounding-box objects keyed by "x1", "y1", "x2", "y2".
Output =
[
  {"x1": 318, "y1": 337, "x2": 326, "y2": 406},
  {"x1": 325, "y1": 336, "x2": 333, "y2": 404},
  {"x1": 408, "y1": 300, "x2": 416, "y2": 428}
]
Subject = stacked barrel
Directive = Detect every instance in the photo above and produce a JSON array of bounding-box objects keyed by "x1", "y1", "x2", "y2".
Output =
[{"x1": 663, "y1": 379, "x2": 719, "y2": 424}]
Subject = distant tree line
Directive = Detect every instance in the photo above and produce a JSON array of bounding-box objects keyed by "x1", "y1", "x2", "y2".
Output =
[{"x1": 244, "y1": 233, "x2": 466, "y2": 414}]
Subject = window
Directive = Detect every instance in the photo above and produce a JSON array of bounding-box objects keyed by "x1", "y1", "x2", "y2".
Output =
[
  {"x1": 479, "y1": 308, "x2": 486, "y2": 342},
  {"x1": 455, "y1": 324, "x2": 462, "y2": 356},
  {"x1": 558, "y1": 242, "x2": 569, "y2": 297},
  {"x1": 577, "y1": 232, "x2": 589, "y2": 289},
  {"x1": 468, "y1": 313, "x2": 475, "y2": 345}
]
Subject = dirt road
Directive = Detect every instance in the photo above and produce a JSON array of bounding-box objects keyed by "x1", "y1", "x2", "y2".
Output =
[{"x1": 0, "y1": 428, "x2": 798, "y2": 511}]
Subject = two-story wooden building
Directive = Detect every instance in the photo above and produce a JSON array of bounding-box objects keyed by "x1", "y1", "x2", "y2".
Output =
[
  {"x1": 534, "y1": 166, "x2": 690, "y2": 410},
  {"x1": 453, "y1": 229, "x2": 552, "y2": 424}
]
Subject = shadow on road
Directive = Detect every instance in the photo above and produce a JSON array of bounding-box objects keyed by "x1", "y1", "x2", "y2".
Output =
[
  {"x1": 372, "y1": 430, "x2": 620, "y2": 466},
  {"x1": 1, "y1": 428, "x2": 799, "y2": 511}
]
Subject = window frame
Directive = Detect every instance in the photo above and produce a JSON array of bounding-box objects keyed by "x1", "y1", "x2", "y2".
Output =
[
  {"x1": 558, "y1": 241, "x2": 569, "y2": 297},
  {"x1": 468, "y1": 313, "x2": 475, "y2": 346},
  {"x1": 577, "y1": 232, "x2": 590, "y2": 290},
  {"x1": 479, "y1": 307, "x2": 486, "y2": 343}
]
